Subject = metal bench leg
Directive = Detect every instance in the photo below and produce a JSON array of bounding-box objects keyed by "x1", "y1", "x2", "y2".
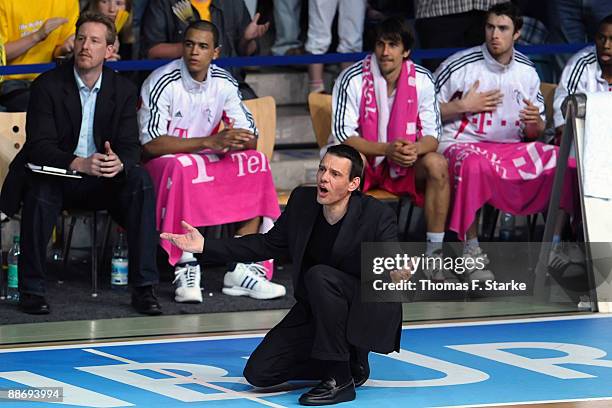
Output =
[
  {"x1": 91, "y1": 211, "x2": 98, "y2": 298},
  {"x1": 60, "y1": 216, "x2": 78, "y2": 283}
]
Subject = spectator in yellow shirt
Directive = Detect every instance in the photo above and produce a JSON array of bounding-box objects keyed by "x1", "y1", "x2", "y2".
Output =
[
  {"x1": 0, "y1": 0, "x2": 79, "y2": 112},
  {"x1": 0, "y1": 35, "x2": 5, "y2": 111},
  {"x1": 86, "y1": 0, "x2": 133, "y2": 60}
]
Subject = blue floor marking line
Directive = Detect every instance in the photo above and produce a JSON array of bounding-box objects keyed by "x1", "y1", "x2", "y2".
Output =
[{"x1": 1, "y1": 315, "x2": 612, "y2": 407}]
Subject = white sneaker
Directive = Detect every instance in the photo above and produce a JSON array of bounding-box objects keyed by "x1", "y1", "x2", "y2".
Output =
[
  {"x1": 548, "y1": 244, "x2": 571, "y2": 272},
  {"x1": 222, "y1": 263, "x2": 286, "y2": 300},
  {"x1": 577, "y1": 295, "x2": 595, "y2": 311},
  {"x1": 462, "y1": 247, "x2": 495, "y2": 282},
  {"x1": 462, "y1": 246, "x2": 490, "y2": 273},
  {"x1": 565, "y1": 243, "x2": 586, "y2": 264},
  {"x1": 173, "y1": 261, "x2": 202, "y2": 303},
  {"x1": 423, "y1": 251, "x2": 459, "y2": 283},
  {"x1": 466, "y1": 268, "x2": 496, "y2": 282}
]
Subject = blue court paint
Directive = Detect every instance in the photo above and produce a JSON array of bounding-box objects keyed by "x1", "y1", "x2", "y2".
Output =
[{"x1": 1, "y1": 315, "x2": 612, "y2": 407}]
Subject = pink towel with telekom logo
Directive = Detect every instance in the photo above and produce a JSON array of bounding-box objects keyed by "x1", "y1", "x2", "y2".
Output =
[
  {"x1": 145, "y1": 150, "x2": 281, "y2": 266},
  {"x1": 444, "y1": 141, "x2": 576, "y2": 240},
  {"x1": 358, "y1": 54, "x2": 420, "y2": 178}
]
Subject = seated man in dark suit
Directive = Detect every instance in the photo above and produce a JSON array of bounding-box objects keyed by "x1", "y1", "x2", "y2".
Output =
[
  {"x1": 161, "y1": 144, "x2": 408, "y2": 406},
  {"x1": 0, "y1": 12, "x2": 161, "y2": 316}
]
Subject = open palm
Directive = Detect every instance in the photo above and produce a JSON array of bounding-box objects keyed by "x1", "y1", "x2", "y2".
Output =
[{"x1": 160, "y1": 221, "x2": 204, "y2": 253}]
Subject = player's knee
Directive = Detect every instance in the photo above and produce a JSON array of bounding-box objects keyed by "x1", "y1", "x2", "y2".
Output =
[{"x1": 423, "y1": 152, "x2": 449, "y2": 182}]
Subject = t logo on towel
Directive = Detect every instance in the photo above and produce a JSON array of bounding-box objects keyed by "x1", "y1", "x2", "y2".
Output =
[{"x1": 513, "y1": 143, "x2": 557, "y2": 180}]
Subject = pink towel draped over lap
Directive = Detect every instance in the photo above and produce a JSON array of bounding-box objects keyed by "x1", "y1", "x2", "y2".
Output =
[
  {"x1": 146, "y1": 150, "x2": 280, "y2": 265},
  {"x1": 443, "y1": 141, "x2": 576, "y2": 239}
]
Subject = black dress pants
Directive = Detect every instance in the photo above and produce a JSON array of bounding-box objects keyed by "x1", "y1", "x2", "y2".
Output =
[
  {"x1": 243, "y1": 264, "x2": 358, "y2": 387},
  {"x1": 18, "y1": 166, "x2": 159, "y2": 295}
]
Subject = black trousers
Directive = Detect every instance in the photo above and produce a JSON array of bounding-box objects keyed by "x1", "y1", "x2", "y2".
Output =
[
  {"x1": 19, "y1": 166, "x2": 159, "y2": 295},
  {"x1": 415, "y1": 10, "x2": 486, "y2": 72},
  {"x1": 243, "y1": 264, "x2": 358, "y2": 387}
]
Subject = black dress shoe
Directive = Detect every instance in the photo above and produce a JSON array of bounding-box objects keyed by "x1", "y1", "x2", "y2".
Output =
[
  {"x1": 19, "y1": 294, "x2": 50, "y2": 315},
  {"x1": 298, "y1": 378, "x2": 355, "y2": 406},
  {"x1": 350, "y1": 348, "x2": 370, "y2": 387},
  {"x1": 131, "y1": 286, "x2": 162, "y2": 316}
]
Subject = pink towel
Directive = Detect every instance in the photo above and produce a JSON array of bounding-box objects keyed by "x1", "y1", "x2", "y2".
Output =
[
  {"x1": 444, "y1": 142, "x2": 576, "y2": 239},
  {"x1": 146, "y1": 151, "x2": 281, "y2": 265},
  {"x1": 358, "y1": 54, "x2": 420, "y2": 177}
]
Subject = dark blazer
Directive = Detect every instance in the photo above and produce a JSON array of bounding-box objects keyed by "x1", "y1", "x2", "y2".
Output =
[
  {"x1": 0, "y1": 61, "x2": 141, "y2": 216},
  {"x1": 204, "y1": 186, "x2": 403, "y2": 354}
]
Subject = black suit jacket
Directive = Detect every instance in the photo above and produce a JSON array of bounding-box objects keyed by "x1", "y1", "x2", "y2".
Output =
[
  {"x1": 204, "y1": 186, "x2": 403, "y2": 353},
  {"x1": 0, "y1": 62, "x2": 141, "y2": 216}
]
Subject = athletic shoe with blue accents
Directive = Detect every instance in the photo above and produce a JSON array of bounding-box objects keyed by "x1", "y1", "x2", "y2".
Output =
[{"x1": 222, "y1": 263, "x2": 286, "y2": 299}]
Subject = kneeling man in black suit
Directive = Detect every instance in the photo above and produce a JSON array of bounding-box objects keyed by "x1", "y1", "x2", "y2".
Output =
[{"x1": 162, "y1": 144, "x2": 405, "y2": 405}]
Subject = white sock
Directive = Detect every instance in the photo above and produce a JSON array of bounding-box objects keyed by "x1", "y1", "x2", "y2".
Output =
[
  {"x1": 178, "y1": 251, "x2": 196, "y2": 264},
  {"x1": 464, "y1": 237, "x2": 479, "y2": 254},
  {"x1": 309, "y1": 79, "x2": 324, "y2": 93},
  {"x1": 426, "y1": 232, "x2": 444, "y2": 255}
]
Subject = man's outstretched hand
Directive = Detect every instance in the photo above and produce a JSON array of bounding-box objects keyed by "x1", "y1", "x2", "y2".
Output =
[{"x1": 160, "y1": 220, "x2": 205, "y2": 253}]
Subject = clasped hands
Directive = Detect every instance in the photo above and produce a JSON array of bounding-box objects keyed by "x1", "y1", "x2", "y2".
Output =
[
  {"x1": 207, "y1": 127, "x2": 255, "y2": 153},
  {"x1": 72, "y1": 141, "x2": 124, "y2": 177},
  {"x1": 385, "y1": 140, "x2": 419, "y2": 167}
]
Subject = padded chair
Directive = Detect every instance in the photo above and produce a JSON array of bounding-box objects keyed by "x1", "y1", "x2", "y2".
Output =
[
  {"x1": 0, "y1": 112, "x2": 26, "y2": 280},
  {"x1": 540, "y1": 82, "x2": 558, "y2": 131},
  {"x1": 0, "y1": 112, "x2": 26, "y2": 188},
  {"x1": 308, "y1": 92, "x2": 334, "y2": 149},
  {"x1": 218, "y1": 96, "x2": 277, "y2": 161},
  {"x1": 245, "y1": 96, "x2": 277, "y2": 161},
  {"x1": 307, "y1": 92, "x2": 415, "y2": 237}
]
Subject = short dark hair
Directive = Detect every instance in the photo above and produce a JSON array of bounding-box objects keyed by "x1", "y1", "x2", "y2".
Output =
[
  {"x1": 184, "y1": 20, "x2": 220, "y2": 48},
  {"x1": 486, "y1": 2, "x2": 523, "y2": 33},
  {"x1": 600, "y1": 14, "x2": 612, "y2": 28},
  {"x1": 374, "y1": 17, "x2": 414, "y2": 52},
  {"x1": 326, "y1": 144, "x2": 364, "y2": 181},
  {"x1": 76, "y1": 11, "x2": 116, "y2": 45},
  {"x1": 88, "y1": 0, "x2": 132, "y2": 13}
]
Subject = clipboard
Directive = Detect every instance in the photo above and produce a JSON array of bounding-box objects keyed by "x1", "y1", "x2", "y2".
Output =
[{"x1": 26, "y1": 163, "x2": 83, "y2": 179}]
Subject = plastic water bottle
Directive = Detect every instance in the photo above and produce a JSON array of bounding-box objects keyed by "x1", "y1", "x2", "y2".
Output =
[
  {"x1": 7, "y1": 235, "x2": 20, "y2": 301},
  {"x1": 499, "y1": 212, "x2": 515, "y2": 241},
  {"x1": 111, "y1": 229, "x2": 128, "y2": 290},
  {"x1": 49, "y1": 227, "x2": 64, "y2": 279}
]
